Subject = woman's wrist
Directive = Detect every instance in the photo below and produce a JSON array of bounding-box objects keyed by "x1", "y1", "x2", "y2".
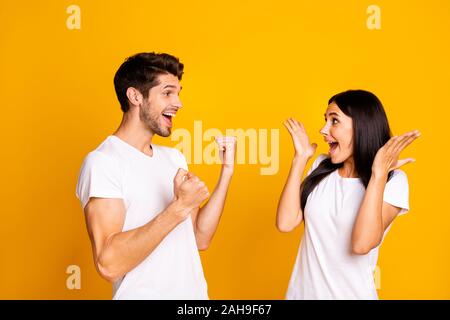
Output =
[
  {"x1": 294, "y1": 152, "x2": 311, "y2": 161},
  {"x1": 371, "y1": 168, "x2": 388, "y2": 181}
]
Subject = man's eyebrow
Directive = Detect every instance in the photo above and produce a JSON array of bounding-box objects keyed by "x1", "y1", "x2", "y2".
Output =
[
  {"x1": 324, "y1": 112, "x2": 340, "y2": 118},
  {"x1": 162, "y1": 84, "x2": 182, "y2": 91}
]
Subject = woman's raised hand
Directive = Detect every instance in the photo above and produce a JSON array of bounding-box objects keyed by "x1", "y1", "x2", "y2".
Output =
[
  {"x1": 372, "y1": 129, "x2": 421, "y2": 177},
  {"x1": 283, "y1": 118, "x2": 317, "y2": 159}
]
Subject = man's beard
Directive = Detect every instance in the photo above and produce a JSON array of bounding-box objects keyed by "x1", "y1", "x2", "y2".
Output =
[{"x1": 139, "y1": 101, "x2": 171, "y2": 137}]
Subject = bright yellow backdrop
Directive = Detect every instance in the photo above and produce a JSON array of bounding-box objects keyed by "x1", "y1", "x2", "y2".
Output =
[{"x1": 0, "y1": 0, "x2": 448, "y2": 299}]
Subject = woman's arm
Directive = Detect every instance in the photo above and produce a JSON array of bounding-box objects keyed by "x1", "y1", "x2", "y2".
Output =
[
  {"x1": 351, "y1": 172, "x2": 402, "y2": 254},
  {"x1": 277, "y1": 155, "x2": 310, "y2": 232},
  {"x1": 351, "y1": 130, "x2": 420, "y2": 255},
  {"x1": 276, "y1": 118, "x2": 317, "y2": 232}
]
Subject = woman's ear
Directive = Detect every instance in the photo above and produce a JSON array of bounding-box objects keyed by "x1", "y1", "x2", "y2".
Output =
[{"x1": 126, "y1": 87, "x2": 143, "y2": 107}]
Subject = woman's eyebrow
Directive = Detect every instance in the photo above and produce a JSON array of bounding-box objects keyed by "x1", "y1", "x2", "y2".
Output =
[{"x1": 324, "y1": 112, "x2": 340, "y2": 118}]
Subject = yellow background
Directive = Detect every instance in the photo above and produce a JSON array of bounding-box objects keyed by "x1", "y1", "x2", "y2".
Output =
[{"x1": 0, "y1": 0, "x2": 448, "y2": 299}]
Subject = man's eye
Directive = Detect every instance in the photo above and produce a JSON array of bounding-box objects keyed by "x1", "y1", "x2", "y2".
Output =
[{"x1": 163, "y1": 92, "x2": 170, "y2": 96}]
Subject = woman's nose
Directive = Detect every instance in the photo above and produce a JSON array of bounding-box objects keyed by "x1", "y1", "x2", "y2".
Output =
[{"x1": 319, "y1": 124, "x2": 328, "y2": 136}]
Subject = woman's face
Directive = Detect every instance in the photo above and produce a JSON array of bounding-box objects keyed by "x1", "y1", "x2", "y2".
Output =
[{"x1": 320, "y1": 102, "x2": 354, "y2": 164}]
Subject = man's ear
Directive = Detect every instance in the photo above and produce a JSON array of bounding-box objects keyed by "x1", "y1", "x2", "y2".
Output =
[{"x1": 126, "y1": 87, "x2": 143, "y2": 106}]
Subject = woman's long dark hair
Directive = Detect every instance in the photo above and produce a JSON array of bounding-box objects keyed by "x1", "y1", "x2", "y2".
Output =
[{"x1": 300, "y1": 90, "x2": 393, "y2": 212}]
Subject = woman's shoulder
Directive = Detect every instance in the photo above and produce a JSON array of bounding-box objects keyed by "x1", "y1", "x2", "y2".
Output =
[
  {"x1": 387, "y1": 169, "x2": 409, "y2": 185},
  {"x1": 308, "y1": 154, "x2": 330, "y2": 174},
  {"x1": 313, "y1": 154, "x2": 330, "y2": 166}
]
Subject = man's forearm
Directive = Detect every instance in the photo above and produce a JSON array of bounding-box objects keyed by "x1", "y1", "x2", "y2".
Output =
[
  {"x1": 96, "y1": 200, "x2": 189, "y2": 282},
  {"x1": 194, "y1": 168, "x2": 233, "y2": 249}
]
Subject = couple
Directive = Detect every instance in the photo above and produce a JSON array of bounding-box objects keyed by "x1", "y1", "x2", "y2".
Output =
[{"x1": 75, "y1": 52, "x2": 419, "y2": 300}]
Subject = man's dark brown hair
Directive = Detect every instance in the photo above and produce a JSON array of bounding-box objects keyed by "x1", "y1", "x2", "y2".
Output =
[{"x1": 114, "y1": 52, "x2": 184, "y2": 112}]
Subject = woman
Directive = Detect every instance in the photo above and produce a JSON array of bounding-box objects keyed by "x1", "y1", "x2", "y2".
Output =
[{"x1": 277, "y1": 90, "x2": 420, "y2": 299}]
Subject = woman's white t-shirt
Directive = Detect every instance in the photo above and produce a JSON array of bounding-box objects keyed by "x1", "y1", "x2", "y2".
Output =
[
  {"x1": 76, "y1": 135, "x2": 208, "y2": 300},
  {"x1": 286, "y1": 154, "x2": 409, "y2": 300}
]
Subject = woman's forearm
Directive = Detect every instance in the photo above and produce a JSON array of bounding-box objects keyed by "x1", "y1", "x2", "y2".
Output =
[
  {"x1": 276, "y1": 155, "x2": 309, "y2": 232},
  {"x1": 351, "y1": 173, "x2": 387, "y2": 254}
]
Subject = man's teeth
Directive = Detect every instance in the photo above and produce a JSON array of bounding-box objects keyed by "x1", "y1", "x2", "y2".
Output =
[{"x1": 163, "y1": 112, "x2": 176, "y2": 118}]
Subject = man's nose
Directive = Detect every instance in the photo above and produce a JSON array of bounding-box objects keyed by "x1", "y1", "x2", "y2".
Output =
[{"x1": 173, "y1": 96, "x2": 183, "y2": 109}]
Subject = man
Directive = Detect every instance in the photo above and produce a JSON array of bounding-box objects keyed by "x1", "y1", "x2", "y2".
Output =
[{"x1": 75, "y1": 52, "x2": 236, "y2": 299}]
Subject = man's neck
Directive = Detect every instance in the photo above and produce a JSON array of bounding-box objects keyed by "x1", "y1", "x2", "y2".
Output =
[{"x1": 113, "y1": 113, "x2": 155, "y2": 156}]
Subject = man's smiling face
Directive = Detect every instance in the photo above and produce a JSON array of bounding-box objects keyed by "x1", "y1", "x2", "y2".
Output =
[{"x1": 139, "y1": 73, "x2": 183, "y2": 137}]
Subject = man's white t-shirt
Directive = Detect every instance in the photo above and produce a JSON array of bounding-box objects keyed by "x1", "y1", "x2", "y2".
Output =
[
  {"x1": 75, "y1": 135, "x2": 208, "y2": 300},
  {"x1": 286, "y1": 154, "x2": 409, "y2": 300}
]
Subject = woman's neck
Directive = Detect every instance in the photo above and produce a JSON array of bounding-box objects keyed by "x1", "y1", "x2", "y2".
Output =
[{"x1": 338, "y1": 157, "x2": 358, "y2": 178}]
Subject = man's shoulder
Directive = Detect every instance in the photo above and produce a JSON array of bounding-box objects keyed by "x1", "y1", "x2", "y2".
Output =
[{"x1": 82, "y1": 137, "x2": 123, "y2": 168}]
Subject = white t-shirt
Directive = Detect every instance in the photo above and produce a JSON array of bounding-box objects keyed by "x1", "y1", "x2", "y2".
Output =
[
  {"x1": 75, "y1": 135, "x2": 208, "y2": 300},
  {"x1": 286, "y1": 154, "x2": 409, "y2": 300}
]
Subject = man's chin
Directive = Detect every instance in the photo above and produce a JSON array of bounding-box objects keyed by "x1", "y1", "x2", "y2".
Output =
[{"x1": 156, "y1": 128, "x2": 171, "y2": 137}]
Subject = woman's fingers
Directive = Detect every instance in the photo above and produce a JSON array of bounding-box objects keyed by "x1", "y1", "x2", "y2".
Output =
[
  {"x1": 386, "y1": 130, "x2": 419, "y2": 154},
  {"x1": 288, "y1": 118, "x2": 298, "y2": 131},
  {"x1": 390, "y1": 130, "x2": 420, "y2": 156},
  {"x1": 393, "y1": 130, "x2": 420, "y2": 155},
  {"x1": 387, "y1": 135, "x2": 405, "y2": 151},
  {"x1": 284, "y1": 120, "x2": 294, "y2": 134},
  {"x1": 384, "y1": 135, "x2": 399, "y2": 152},
  {"x1": 295, "y1": 119, "x2": 306, "y2": 132},
  {"x1": 284, "y1": 118, "x2": 304, "y2": 135},
  {"x1": 293, "y1": 118, "x2": 303, "y2": 129},
  {"x1": 393, "y1": 158, "x2": 416, "y2": 169}
]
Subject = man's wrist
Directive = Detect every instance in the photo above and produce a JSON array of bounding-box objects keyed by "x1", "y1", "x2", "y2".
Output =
[
  {"x1": 167, "y1": 198, "x2": 192, "y2": 222},
  {"x1": 221, "y1": 165, "x2": 234, "y2": 177}
]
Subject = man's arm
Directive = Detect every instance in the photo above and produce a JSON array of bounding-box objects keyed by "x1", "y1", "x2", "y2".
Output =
[
  {"x1": 84, "y1": 169, "x2": 209, "y2": 283},
  {"x1": 191, "y1": 137, "x2": 236, "y2": 250},
  {"x1": 191, "y1": 168, "x2": 233, "y2": 250}
]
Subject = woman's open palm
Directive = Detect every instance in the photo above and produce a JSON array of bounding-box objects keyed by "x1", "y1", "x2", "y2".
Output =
[
  {"x1": 372, "y1": 129, "x2": 420, "y2": 175},
  {"x1": 284, "y1": 118, "x2": 317, "y2": 159}
]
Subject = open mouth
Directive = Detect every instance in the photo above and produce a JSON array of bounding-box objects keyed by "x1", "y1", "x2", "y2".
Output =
[
  {"x1": 328, "y1": 141, "x2": 339, "y2": 155},
  {"x1": 162, "y1": 112, "x2": 176, "y2": 127}
]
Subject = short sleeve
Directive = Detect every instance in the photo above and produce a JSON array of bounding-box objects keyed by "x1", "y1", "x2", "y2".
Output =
[
  {"x1": 75, "y1": 151, "x2": 123, "y2": 210},
  {"x1": 307, "y1": 154, "x2": 329, "y2": 176},
  {"x1": 383, "y1": 169, "x2": 409, "y2": 216}
]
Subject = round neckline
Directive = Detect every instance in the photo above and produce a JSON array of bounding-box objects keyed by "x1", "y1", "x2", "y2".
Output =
[
  {"x1": 109, "y1": 135, "x2": 156, "y2": 160},
  {"x1": 335, "y1": 169, "x2": 360, "y2": 182}
]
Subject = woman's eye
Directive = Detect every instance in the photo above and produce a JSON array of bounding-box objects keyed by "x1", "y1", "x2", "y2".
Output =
[{"x1": 332, "y1": 119, "x2": 338, "y2": 125}]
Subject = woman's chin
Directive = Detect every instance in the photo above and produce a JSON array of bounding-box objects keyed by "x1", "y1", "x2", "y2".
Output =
[{"x1": 330, "y1": 153, "x2": 352, "y2": 164}]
